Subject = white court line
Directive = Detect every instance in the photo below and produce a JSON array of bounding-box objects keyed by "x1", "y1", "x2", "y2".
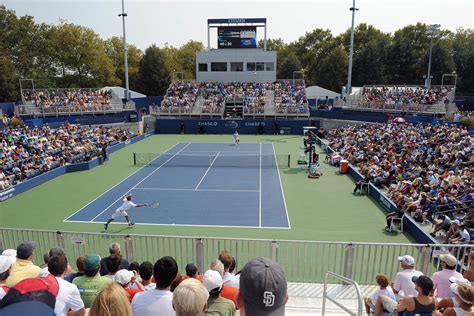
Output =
[
  {"x1": 64, "y1": 219, "x2": 291, "y2": 230},
  {"x1": 64, "y1": 143, "x2": 182, "y2": 222},
  {"x1": 89, "y1": 143, "x2": 191, "y2": 222},
  {"x1": 259, "y1": 143, "x2": 262, "y2": 228},
  {"x1": 194, "y1": 152, "x2": 220, "y2": 191},
  {"x1": 133, "y1": 187, "x2": 259, "y2": 193},
  {"x1": 180, "y1": 150, "x2": 258, "y2": 154},
  {"x1": 272, "y1": 143, "x2": 291, "y2": 229}
]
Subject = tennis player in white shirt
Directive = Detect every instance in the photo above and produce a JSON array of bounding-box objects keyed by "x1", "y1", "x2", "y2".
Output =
[
  {"x1": 104, "y1": 195, "x2": 147, "y2": 231},
  {"x1": 233, "y1": 131, "x2": 240, "y2": 145}
]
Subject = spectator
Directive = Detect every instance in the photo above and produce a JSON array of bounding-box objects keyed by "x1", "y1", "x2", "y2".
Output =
[
  {"x1": 72, "y1": 254, "x2": 112, "y2": 308},
  {"x1": 114, "y1": 269, "x2": 144, "y2": 302},
  {"x1": 172, "y1": 278, "x2": 209, "y2": 316},
  {"x1": 138, "y1": 261, "x2": 156, "y2": 291},
  {"x1": 100, "y1": 243, "x2": 129, "y2": 276},
  {"x1": 434, "y1": 277, "x2": 471, "y2": 312},
  {"x1": 218, "y1": 251, "x2": 239, "y2": 289},
  {"x1": 89, "y1": 282, "x2": 132, "y2": 316},
  {"x1": 432, "y1": 254, "x2": 464, "y2": 299},
  {"x1": 6, "y1": 242, "x2": 41, "y2": 286},
  {"x1": 0, "y1": 300, "x2": 55, "y2": 316},
  {"x1": 209, "y1": 259, "x2": 239, "y2": 308},
  {"x1": 202, "y1": 269, "x2": 235, "y2": 315},
  {"x1": 237, "y1": 257, "x2": 288, "y2": 316},
  {"x1": 131, "y1": 256, "x2": 178, "y2": 316},
  {"x1": 170, "y1": 273, "x2": 185, "y2": 292},
  {"x1": 0, "y1": 255, "x2": 16, "y2": 299},
  {"x1": 434, "y1": 283, "x2": 474, "y2": 315},
  {"x1": 48, "y1": 254, "x2": 85, "y2": 316},
  {"x1": 104, "y1": 254, "x2": 122, "y2": 280},
  {"x1": 186, "y1": 263, "x2": 202, "y2": 282},
  {"x1": 364, "y1": 274, "x2": 396, "y2": 314},
  {"x1": 463, "y1": 251, "x2": 474, "y2": 283},
  {"x1": 66, "y1": 255, "x2": 85, "y2": 282},
  {"x1": 0, "y1": 275, "x2": 59, "y2": 310},
  {"x1": 392, "y1": 255, "x2": 423, "y2": 297},
  {"x1": 374, "y1": 275, "x2": 436, "y2": 315}
]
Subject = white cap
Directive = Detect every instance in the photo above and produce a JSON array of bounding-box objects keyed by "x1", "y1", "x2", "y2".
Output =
[
  {"x1": 1, "y1": 249, "x2": 16, "y2": 257},
  {"x1": 114, "y1": 269, "x2": 134, "y2": 285},
  {"x1": 398, "y1": 255, "x2": 415, "y2": 266},
  {"x1": 449, "y1": 276, "x2": 470, "y2": 286},
  {"x1": 203, "y1": 269, "x2": 223, "y2": 293},
  {"x1": 0, "y1": 255, "x2": 16, "y2": 274}
]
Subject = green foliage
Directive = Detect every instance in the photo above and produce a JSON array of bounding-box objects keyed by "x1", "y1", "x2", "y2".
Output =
[
  {"x1": 136, "y1": 45, "x2": 172, "y2": 96},
  {"x1": 460, "y1": 116, "x2": 474, "y2": 127},
  {"x1": 9, "y1": 116, "x2": 24, "y2": 127}
]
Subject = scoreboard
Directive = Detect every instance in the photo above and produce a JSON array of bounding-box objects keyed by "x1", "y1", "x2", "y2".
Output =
[{"x1": 218, "y1": 26, "x2": 257, "y2": 49}]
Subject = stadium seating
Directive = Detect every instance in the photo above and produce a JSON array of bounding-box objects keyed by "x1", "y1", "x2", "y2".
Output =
[{"x1": 21, "y1": 88, "x2": 113, "y2": 110}]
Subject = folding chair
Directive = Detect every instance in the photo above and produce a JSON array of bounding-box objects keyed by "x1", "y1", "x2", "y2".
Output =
[{"x1": 389, "y1": 214, "x2": 405, "y2": 233}]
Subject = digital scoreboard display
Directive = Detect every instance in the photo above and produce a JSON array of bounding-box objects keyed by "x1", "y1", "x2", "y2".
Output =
[{"x1": 218, "y1": 26, "x2": 257, "y2": 49}]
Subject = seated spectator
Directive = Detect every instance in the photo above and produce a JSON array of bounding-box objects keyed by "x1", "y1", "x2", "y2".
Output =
[
  {"x1": 202, "y1": 270, "x2": 236, "y2": 315},
  {"x1": 104, "y1": 254, "x2": 121, "y2": 280},
  {"x1": 100, "y1": 243, "x2": 129, "y2": 276},
  {"x1": 218, "y1": 251, "x2": 239, "y2": 289},
  {"x1": 434, "y1": 283, "x2": 474, "y2": 315},
  {"x1": 89, "y1": 282, "x2": 132, "y2": 316},
  {"x1": 0, "y1": 255, "x2": 16, "y2": 299},
  {"x1": 208, "y1": 259, "x2": 239, "y2": 308},
  {"x1": 172, "y1": 278, "x2": 209, "y2": 316},
  {"x1": 374, "y1": 275, "x2": 436, "y2": 315},
  {"x1": 392, "y1": 255, "x2": 423, "y2": 297},
  {"x1": 237, "y1": 257, "x2": 288, "y2": 316},
  {"x1": 463, "y1": 251, "x2": 474, "y2": 284},
  {"x1": 47, "y1": 254, "x2": 85, "y2": 316},
  {"x1": 6, "y1": 242, "x2": 41, "y2": 286},
  {"x1": 114, "y1": 269, "x2": 144, "y2": 302},
  {"x1": 72, "y1": 254, "x2": 112, "y2": 308},
  {"x1": 185, "y1": 263, "x2": 203, "y2": 282},
  {"x1": 138, "y1": 261, "x2": 156, "y2": 291},
  {"x1": 365, "y1": 274, "x2": 396, "y2": 314},
  {"x1": 0, "y1": 300, "x2": 55, "y2": 316},
  {"x1": 66, "y1": 255, "x2": 85, "y2": 282},
  {"x1": 131, "y1": 256, "x2": 178, "y2": 316},
  {"x1": 432, "y1": 254, "x2": 464, "y2": 299},
  {"x1": 449, "y1": 224, "x2": 471, "y2": 244}
]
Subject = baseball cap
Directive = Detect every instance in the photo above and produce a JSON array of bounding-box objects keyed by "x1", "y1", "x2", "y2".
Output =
[
  {"x1": 412, "y1": 275, "x2": 434, "y2": 293},
  {"x1": 449, "y1": 276, "x2": 470, "y2": 286},
  {"x1": 14, "y1": 274, "x2": 59, "y2": 297},
  {"x1": 114, "y1": 269, "x2": 134, "y2": 285},
  {"x1": 84, "y1": 254, "x2": 101, "y2": 271},
  {"x1": 202, "y1": 269, "x2": 223, "y2": 293},
  {"x1": 48, "y1": 247, "x2": 65, "y2": 257},
  {"x1": 398, "y1": 255, "x2": 415, "y2": 266},
  {"x1": 240, "y1": 257, "x2": 287, "y2": 316},
  {"x1": 16, "y1": 242, "x2": 36, "y2": 259},
  {"x1": 2, "y1": 249, "x2": 17, "y2": 257},
  {"x1": 440, "y1": 254, "x2": 458, "y2": 267},
  {"x1": 185, "y1": 263, "x2": 198, "y2": 277},
  {"x1": 0, "y1": 255, "x2": 16, "y2": 273},
  {"x1": 453, "y1": 220, "x2": 461, "y2": 225},
  {"x1": 451, "y1": 283, "x2": 474, "y2": 305}
]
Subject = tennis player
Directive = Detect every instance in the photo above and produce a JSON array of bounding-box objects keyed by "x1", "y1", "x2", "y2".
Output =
[
  {"x1": 233, "y1": 131, "x2": 240, "y2": 145},
  {"x1": 104, "y1": 195, "x2": 147, "y2": 231}
]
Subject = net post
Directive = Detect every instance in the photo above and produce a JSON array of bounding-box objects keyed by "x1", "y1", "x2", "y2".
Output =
[
  {"x1": 133, "y1": 153, "x2": 136, "y2": 166},
  {"x1": 287, "y1": 154, "x2": 290, "y2": 168}
]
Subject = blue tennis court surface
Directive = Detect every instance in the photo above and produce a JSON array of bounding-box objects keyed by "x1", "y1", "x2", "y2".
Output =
[{"x1": 65, "y1": 142, "x2": 290, "y2": 229}]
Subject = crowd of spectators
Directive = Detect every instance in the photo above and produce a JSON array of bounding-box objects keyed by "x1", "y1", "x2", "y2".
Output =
[
  {"x1": 326, "y1": 122, "x2": 473, "y2": 241},
  {"x1": 161, "y1": 81, "x2": 199, "y2": 113},
  {"x1": 0, "y1": 124, "x2": 133, "y2": 190},
  {"x1": 0, "y1": 242, "x2": 288, "y2": 316},
  {"x1": 22, "y1": 89, "x2": 113, "y2": 111},
  {"x1": 274, "y1": 80, "x2": 307, "y2": 114},
  {"x1": 361, "y1": 85, "x2": 452, "y2": 109}
]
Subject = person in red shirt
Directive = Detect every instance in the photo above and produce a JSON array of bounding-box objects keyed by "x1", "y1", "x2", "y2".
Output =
[{"x1": 114, "y1": 269, "x2": 144, "y2": 302}]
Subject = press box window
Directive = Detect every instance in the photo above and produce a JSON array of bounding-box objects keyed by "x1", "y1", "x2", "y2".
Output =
[
  {"x1": 256, "y1": 62, "x2": 265, "y2": 71},
  {"x1": 211, "y1": 62, "x2": 227, "y2": 72},
  {"x1": 231, "y1": 62, "x2": 243, "y2": 72},
  {"x1": 247, "y1": 63, "x2": 256, "y2": 71},
  {"x1": 265, "y1": 62, "x2": 275, "y2": 71},
  {"x1": 198, "y1": 63, "x2": 208, "y2": 72}
]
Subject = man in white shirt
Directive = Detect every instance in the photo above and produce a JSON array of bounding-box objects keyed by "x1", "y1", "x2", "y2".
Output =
[
  {"x1": 431, "y1": 254, "x2": 464, "y2": 299},
  {"x1": 392, "y1": 255, "x2": 423, "y2": 297},
  {"x1": 48, "y1": 254, "x2": 85, "y2": 316},
  {"x1": 132, "y1": 256, "x2": 178, "y2": 316},
  {"x1": 104, "y1": 195, "x2": 147, "y2": 231},
  {"x1": 218, "y1": 251, "x2": 240, "y2": 289}
]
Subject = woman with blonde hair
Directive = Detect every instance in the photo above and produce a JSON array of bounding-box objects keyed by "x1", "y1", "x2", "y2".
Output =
[{"x1": 89, "y1": 282, "x2": 132, "y2": 316}]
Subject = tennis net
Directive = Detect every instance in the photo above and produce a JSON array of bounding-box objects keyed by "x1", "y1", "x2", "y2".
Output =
[{"x1": 133, "y1": 152, "x2": 291, "y2": 168}]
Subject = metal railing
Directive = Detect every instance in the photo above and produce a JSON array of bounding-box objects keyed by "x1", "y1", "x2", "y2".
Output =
[
  {"x1": 322, "y1": 272, "x2": 363, "y2": 316},
  {"x1": 1, "y1": 227, "x2": 472, "y2": 285}
]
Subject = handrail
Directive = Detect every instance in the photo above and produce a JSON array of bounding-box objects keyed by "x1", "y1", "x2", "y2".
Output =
[{"x1": 322, "y1": 271, "x2": 363, "y2": 316}]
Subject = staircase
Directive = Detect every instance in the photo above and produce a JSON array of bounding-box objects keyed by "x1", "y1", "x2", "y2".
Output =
[
  {"x1": 193, "y1": 96, "x2": 205, "y2": 114},
  {"x1": 264, "y1": 90, "x2": 276, "y2": 116}
]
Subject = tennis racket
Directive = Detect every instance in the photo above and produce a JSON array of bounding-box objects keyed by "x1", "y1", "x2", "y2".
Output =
[{"x1": 146, "y1": 202, "x2": 160, "y2": 208}]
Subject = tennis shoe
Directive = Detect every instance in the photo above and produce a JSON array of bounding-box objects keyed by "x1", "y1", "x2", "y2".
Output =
[
  {"x1": 104, "y1": 224, "x2": 108, "y2": 231},
  {"x1": 128, "y1": 222, "x2": 135, "y2": 227}
]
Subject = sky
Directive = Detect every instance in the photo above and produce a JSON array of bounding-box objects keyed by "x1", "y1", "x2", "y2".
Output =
[{"x1": 2, "y1": 0, "x2": 473, "y2": 50}]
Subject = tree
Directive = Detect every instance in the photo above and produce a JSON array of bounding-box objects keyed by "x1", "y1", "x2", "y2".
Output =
[
  {"x1": 136, "y1": 45, "x2": 172, "y2": 96},
  {"x1": 0, "y1": 53, "x2": 18, "y2": 102},
  {"x1": 105, "y1": 36, "x2": 143, "y2": 90},
  {"x1": 277, "y1": 50, "x2": 302, "y2": 79},
  {"x1": 175, "y1": 41, "x2": 204, "y2": 79},
  {"x1": 452, "y1": 29, "x2": 474, "y2": 93},
  {"x1": 316, "y1": 46, "x2": 348, "y2": 92}
]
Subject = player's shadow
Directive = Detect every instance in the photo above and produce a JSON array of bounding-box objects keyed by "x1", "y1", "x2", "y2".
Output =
[{"x1": 103, "y1": 226, "x2": 132, "y2": 234}]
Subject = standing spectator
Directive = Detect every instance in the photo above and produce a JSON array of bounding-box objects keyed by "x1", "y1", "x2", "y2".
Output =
[
  {"x1": 89, "y1": 283, "x2": 132, "y2": 316},
  {"x1": 432, "y1": 254, "x2": 464, "y2": 299},
  {"x1": 100, "y1": 243, "x2": 129, "y2": 276},
  {"x1": 392, "y1": 255, "x2": 423, "y2": 297},
  {"x1": 138, "y1": 261, "x2": 156, "y2": 291},
  {"x1": 0, "y1": 255, "x2": 16, "y2": 299},
  {"x1": 66, "y1": 256, "x2": 86, "y2": 283},
  {"x1": 237, "y1": 257, "x2": 288, "y2": 316},
  {"x1": 172, "y1": 278, "x2": 209, "y2": 316},
  {"x1": 202, "y1": 270, "x2": 235, "y2": 315},
  {"x1": 72, "y1": 254, "x2": 112, "y2": 308},
  {"x1": 218, "y1": 251, "x2": 239, "y2": 289},
  {"x1": 114, "y1": 269, "x2": 144, "y2": 302},
  {"x1": 131, "y1": 256, "x2": 178, "y2": 316},
  {"x1": 6, "y1": 242, "x2": 41, "y2": 286},
  {"x1": 48, "y1": 254, "x2": 85, "y2": 316}
]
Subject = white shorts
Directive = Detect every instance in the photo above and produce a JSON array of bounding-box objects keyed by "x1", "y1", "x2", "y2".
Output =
[
  {"x1": 111, "y1": 209, "x2": 128, "y2": 219},
  {"x1": 380, "y1": 295, "x2": 397, "y2": 312}
]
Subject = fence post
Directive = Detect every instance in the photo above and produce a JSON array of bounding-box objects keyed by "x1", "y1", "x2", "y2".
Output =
[
  {"x1": 420, "y1": 245, "x2": 432, "y2": 275},
  {"x1": 124, "y1": 235, "x2": 134, "y2": 263},
  {"x1": 56, "y1": 231, "x2": 65, "y2": 250},
  {"x1": 196, "y1": 238, "x2": 204, "y2": 274},
  {"x1": 271, "y1": 241, "x2": 278, "y2": 262},
  {"x1": 343, "y1": 243, "x2": 355, "y2": 280}
]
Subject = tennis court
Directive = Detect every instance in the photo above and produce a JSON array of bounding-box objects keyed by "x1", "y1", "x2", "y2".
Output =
[{"x1": 65, "y1": 142, "x2": 290, "y2": 229}]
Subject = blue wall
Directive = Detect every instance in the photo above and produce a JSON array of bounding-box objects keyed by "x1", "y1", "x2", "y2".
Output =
[
  {"x1": 0, "y1": 102, "x2": 15, "y2": 117},
  {"x1": 23, "y1": 112, "x2": 136, "y2": 128},
  {"x1": 0, "y1": 131, "x2": 154, "y2": 202},
  {"x1": 130, "y1": 96, "x2": 164, "y2": 113},
  {"x1": 156, "y1": 119, "x2": 309, "y2": 135}
]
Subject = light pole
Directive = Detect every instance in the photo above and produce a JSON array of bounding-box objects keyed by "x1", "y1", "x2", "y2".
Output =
[
  {"x1": 346, "y1": 0, "x2": 358, "y2": 98},
  {"x1": 119, "y1": 0, "x2": 129, "y2": 101},
  {"x1": 425, "y1": 24, "x2": 441, "y2": 88}
]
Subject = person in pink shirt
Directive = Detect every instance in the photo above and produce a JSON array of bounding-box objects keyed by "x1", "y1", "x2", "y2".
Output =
[
  {"x1": 432, "y1": 254, "x2": 464, "y2": 299},
  {"x1": 392, "y1": 255, "x2": 423, "y2": 297}
]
